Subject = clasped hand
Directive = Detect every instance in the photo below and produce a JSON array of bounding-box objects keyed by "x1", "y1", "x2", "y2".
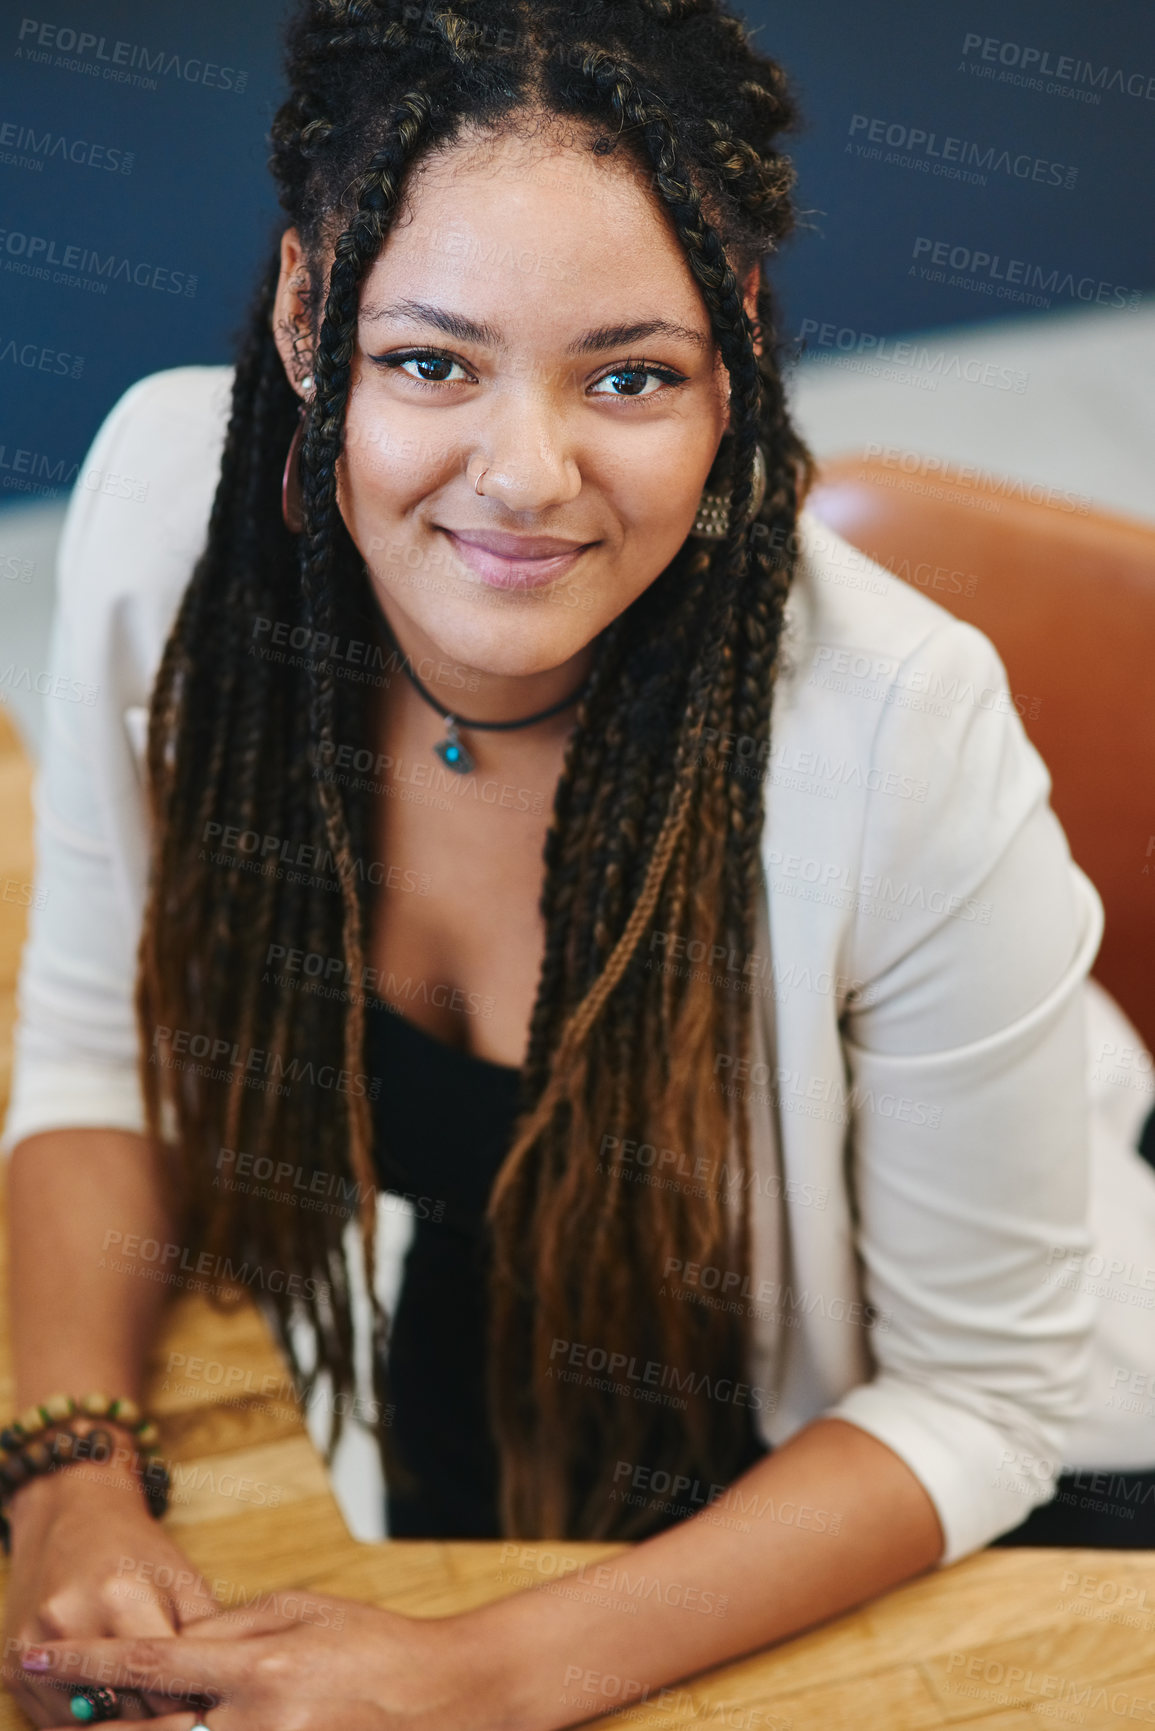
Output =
[{"x1": 19, "y1": 1592, "x2": 469, "y2": 1730}]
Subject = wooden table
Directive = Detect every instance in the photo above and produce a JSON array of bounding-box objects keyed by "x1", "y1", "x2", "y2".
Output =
[{"x1": 0, "y1": 701, "x2": 1153, "y2": 1730}]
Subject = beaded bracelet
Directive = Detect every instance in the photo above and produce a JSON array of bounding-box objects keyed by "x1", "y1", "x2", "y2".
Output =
[
  {"x1": 0, "y1": 1393, "x2": 170, "y2": 1555},
  {"x1": 0, "y1": 1391, "x2": 161, "y2": 1459}
]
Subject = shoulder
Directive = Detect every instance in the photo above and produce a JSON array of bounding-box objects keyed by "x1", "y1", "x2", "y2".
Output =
[
  {"x1": 59, "y1": 363, "x2": 235, "y2": 623},
  {"x1": 776, "y1": 506, "x2": 1044, "y2": 779},
  {"x1": 781, "y1": 507, "x2": 994, "y2": 680},
  {"x1": 766, "y1": 508, "x2": 1058, "y2": 969}
]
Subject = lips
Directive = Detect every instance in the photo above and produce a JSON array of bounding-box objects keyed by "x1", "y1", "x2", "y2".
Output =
[{"x1": 438, "y1": 527, "x2": 595, "y2": 591}]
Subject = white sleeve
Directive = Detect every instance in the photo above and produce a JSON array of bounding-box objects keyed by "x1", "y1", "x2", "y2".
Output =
[
  {"x1": 0, "y1": 381, "x2": 170, "y2": 1157},
  {"x1": 0, "y1": 642, "x2": 150, "y2": 1154},
  {"x1": 822, "y1": 615, "x2": 1104, "y2": 1566}
]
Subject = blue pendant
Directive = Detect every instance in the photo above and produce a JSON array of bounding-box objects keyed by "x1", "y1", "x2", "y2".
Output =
[{"x1": 434, "y1": 718, "x2": 474, "y2": 774}]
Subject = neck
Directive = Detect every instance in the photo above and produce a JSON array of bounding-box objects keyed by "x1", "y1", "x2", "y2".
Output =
[{"x1": 370, "y1": 597, "x2": 595, "y2": 726}]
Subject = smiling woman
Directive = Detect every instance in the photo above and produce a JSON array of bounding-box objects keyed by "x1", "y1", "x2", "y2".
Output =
[
  {"x1": 128, "y1": 0, "x2": 820, "y2": 1570},
  {"x1": 3, "y1": 0, "x2": 1155, "y2": 1727}
]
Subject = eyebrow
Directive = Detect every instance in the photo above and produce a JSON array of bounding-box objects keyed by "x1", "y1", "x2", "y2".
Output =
[{"x1": 359, "y1": 298, "x2": 711, "y2": 355}]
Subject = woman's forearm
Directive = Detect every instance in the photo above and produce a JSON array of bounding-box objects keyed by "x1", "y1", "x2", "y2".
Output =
[
  {"x1": 6, "y1": 1127, "x2": 177, "y2": 1407},
  {"x1": 458, "y1": 1417, "x2": 945, "y2": 1731}
]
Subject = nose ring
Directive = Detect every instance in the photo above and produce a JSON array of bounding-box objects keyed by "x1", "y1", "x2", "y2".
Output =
[{"x1": 473, "y1": 466, "x2": 488, "y2": 496}]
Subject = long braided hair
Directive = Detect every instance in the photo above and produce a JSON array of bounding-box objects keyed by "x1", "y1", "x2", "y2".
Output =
[{"x1": 136, "y1": 0, "x2": 813, "y2": 1540}]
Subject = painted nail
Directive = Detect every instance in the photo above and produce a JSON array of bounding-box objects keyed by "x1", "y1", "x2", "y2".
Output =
[{"x1": 22, "y1": 1647, "x2": 51, "y2": 1670}]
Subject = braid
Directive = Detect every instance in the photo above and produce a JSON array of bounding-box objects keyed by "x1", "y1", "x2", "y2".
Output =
[
  {"x1": 293, "y1": 84, "x2": 446, "y2": 1465},
  {"x1": 138, "y1": 0, "x2": 813, "y2": 1538}
]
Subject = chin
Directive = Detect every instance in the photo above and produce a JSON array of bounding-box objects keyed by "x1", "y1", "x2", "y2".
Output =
[{"x1": 374, "y1": 572, "x2": 603, "y2": 676}]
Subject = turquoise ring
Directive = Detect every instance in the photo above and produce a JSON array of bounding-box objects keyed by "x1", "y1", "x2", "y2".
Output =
[{"x1": 68, "y1": 1687, "x2": 120, "y2": 1722}]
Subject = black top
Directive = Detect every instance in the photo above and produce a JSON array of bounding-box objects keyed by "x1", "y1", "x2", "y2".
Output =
[
  {"x1": 365, "y1": 993, "x2": 521, "y2": 1537},
  {"x1": 364, "y1": 991, "x2": 777, "y2": 1539},
  {"x1": 364, "y1": 991, "x2": 774, "y2": 1539}
]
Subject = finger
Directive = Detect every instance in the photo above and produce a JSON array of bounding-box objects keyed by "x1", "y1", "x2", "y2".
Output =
[
  {"x1": 5, "y1": 1672, "x2": 90, "y2": 1730},
  {"x1": 108, "y1": 1594, "x2": 181, "y2": 1639},
  {"x1": 153, "y1": 1566, "x2": 221, "y2": 1632},
  {"x1": 22, "y1": 1634, "x2": 248, "y2": 1700},
  {"x1": 102, "y1": 1563, "x2": 218, "y2": 1633},
  {"x1": 20, "y1": 1592, "x2": 174, "y2": 1722},
  {"x1": 65, "y1": 1598, "x2": 220, "y2": 1723},
  {"x1": 168, "y1": 1586, "x2": 230, "y2": 1633},
  {"x1": 37, "y1": 1688, "x2": 154, "y2": 1725},
  {"x1": 4, "y1": 1638, "x2": 147, "y2": 1727},
  {"x1": 105, "y1": 1568, "x2": 221, "y2": 1697},
  {"x1": 177, "y1": 1601, "x2": 290, "y2": 1639},
  {"x1": 171, "y1": 1586, "x2": 225, "y2": 1631},
  {"x1": 0, "y1": 1657, "x2": 64, "y2": 1727},
  {"x1": 25, "y1": 1678, "x2": 145, "y2": 1729},
  {"x1": 86, "y1": 1593, "x2": 179, "y2": 1716}
]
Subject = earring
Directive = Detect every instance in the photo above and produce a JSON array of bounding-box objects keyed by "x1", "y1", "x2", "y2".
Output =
[
  {"x1": 281, "y1": 377, "x2": 315, "y2": 535},
  {"x1": 688, "y1": 441, "x2": 768, "y2": 539}
]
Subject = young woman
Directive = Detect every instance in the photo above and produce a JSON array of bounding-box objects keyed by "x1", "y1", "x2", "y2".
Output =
[{"x1": 3, "y1": 0, "x2": 1154, "y2": 1726}]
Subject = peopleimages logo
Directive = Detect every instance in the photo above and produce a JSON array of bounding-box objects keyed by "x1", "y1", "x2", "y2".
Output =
[
  {"x1": 0, "y1": 337, "x2": 83, "y2": 377},
  {"x1": 0, "y1": 119, "x2": 134, "y2": 174},
  {"x1": 910, "y1": 237, "x2": 1140, "y2": 312},
  {"x1": 0, "y1": 228, "x2": 196, "y2": 296},
  {"x1": 959, "y1": 33, "x2": 1155, "y2": 103},
  {"x1": 847, "y1": 113, "x2": 1077, "y2": 189},
  {"x1": 793, "y1": 318, "x2": 1028, "y2": 394}
]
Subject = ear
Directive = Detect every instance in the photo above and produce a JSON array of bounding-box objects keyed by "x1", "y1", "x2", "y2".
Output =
[{"x1": 270, "y1": 226, "x2": 316, "y2": 398}]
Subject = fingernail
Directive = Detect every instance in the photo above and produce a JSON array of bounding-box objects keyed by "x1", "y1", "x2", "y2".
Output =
[{"x1": 22, "y1": 1647, "x2": 51, "y2": 1670}]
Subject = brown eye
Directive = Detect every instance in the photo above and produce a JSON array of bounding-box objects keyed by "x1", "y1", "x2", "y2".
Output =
[
  {"x1": 606, "y1": 368, "x2": 649, "y2": 395},
  {"x1": 406, "y1": 355, "x2": 456, "y2": 382},
  {"x1": 590, "y1": 362, "x2": 685, "y2": 399},
  {"x1": 377, "y1": 349, "x2": 473, "y2": 385}
]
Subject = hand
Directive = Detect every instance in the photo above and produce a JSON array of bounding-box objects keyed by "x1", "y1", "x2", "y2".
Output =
[
  {"x1": 2, "y1": 1460, "x2": 222, "y2": 1725},
  {"x1": 17, "y1": 1592, "x2": 479, "y2": 1731}
]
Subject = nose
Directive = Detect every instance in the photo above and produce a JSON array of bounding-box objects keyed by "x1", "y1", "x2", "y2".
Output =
[{"x1": 469, "y1": 397, "x2": 582, "y2": 512}]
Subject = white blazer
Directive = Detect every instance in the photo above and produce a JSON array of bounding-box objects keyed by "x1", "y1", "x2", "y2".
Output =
[{"x1": 3, "y1": 366, "x2": 1154, "y2": 1564}]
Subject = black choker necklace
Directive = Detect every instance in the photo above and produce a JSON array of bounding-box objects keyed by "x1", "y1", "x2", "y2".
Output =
[{"x1": 396, "y1": 653, "x2": 589, "y2": 775}]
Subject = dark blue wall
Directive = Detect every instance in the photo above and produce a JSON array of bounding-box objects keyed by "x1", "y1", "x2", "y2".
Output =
[{"x1": 2, "y1": 0, "x2": 1152, "y2": 505}]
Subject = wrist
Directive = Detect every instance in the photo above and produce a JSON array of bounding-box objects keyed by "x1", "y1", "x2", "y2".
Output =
[
  {"x1": 4, "y1": 1445, "x2": 153, "y2": 1536},
  {"x1": 436, "y1": 1603, "x2": 560, "y2": 1731}
]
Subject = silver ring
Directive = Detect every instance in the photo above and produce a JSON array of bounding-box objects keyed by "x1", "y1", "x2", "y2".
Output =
[{"x1": 474, "y1": 466, "x2": 487, "y2": 495}]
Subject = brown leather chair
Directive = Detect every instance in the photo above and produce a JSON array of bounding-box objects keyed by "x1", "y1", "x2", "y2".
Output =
[{"x1": 806, "y1": 455, "x2": 1155, "y2": 1055}]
